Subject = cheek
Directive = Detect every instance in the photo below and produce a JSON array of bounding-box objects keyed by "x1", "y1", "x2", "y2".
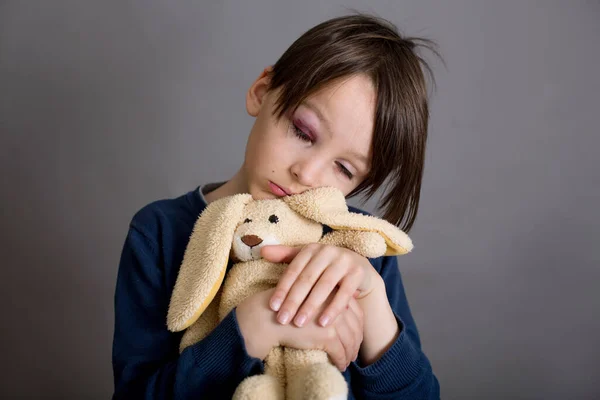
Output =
[
  {"x1": 247, "y1": 113, "x2": 309, "y2": 173},
  {"x1": 263, "y1": 141, "x2": 293, "y2": 173},
  {"x1": 263, "y1": 126, "x2": 295, "y2": 157}
]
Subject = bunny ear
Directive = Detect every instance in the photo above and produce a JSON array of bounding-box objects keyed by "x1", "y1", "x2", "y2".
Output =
[
  {"x1": 283, "y1": 187, "x2": 349, "y2": 220},
  {"x1": 284, "y1": 186, "x2": 413, "y2": 255},
  {"x1": 167, "y1": 193, "x2": 253, "y2": 332},
  {"x1": 323, "y1": 213, "x2": 413, "y2": 255}
]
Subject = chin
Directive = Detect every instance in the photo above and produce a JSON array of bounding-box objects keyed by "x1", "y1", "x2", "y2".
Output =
[{"x1": 250, "y1": 192, "x2": 276, "y2": 200}]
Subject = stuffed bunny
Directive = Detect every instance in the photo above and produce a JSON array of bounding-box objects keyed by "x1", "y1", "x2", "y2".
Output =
[{"x1": 166, "y1": 187, "x2": 413, "y2": 400}]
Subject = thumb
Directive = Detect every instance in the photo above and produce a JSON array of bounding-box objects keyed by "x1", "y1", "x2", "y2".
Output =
[{"x1": 260, "y1": 245, "x2": 302, "y2": 263}]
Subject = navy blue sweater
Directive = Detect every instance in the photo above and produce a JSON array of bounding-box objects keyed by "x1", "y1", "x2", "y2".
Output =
[{"x1": 112, "y1": 186, "x2": 440, "y2": 399}]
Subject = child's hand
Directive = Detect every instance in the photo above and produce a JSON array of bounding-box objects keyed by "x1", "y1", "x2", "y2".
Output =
[
  {"x1": 237, "y1": 287, "x2": 365, "y2": 371},
  {"x1": 261, "y1": 243, "x2": 381, "y2": 328},
  {"x1": 278, "y1": 290, "x2": 365, "y2": 371},
  {"x1": 236, "y1": 288, "x2": 281, "y2": 360}
]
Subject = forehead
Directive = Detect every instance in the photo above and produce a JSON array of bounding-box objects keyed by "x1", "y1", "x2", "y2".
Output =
[{"x1": 300, "y1": 75, "x2": 375, "y2": 160}]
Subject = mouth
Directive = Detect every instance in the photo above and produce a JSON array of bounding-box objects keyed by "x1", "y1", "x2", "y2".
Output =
[{"x1": 268, "y1": 181, "x2": 292, "y2": 197}]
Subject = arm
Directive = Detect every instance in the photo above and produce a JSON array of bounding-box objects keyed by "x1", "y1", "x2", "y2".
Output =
[
  {"x1": 112, "y1": 226, "x2": 264, "y2": 399},
  {"x1": 351, "y1": 255, "x2": 440, "y2": 399}
]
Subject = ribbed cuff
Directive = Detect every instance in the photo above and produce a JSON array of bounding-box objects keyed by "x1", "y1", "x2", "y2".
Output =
[
  {"x1": 191, "y1": 309, "x2": 264, "y2": 381},
  {"x1": 353, "y1": 312, "x2": 424, "y2": 393}
]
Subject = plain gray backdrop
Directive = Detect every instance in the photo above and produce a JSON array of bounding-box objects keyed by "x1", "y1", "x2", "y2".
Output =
[{"x1": 1, "y1": 1, "x2": 599, "y2": 399}]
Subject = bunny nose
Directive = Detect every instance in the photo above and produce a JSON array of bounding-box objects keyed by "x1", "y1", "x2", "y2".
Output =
[{"x1": 241, "y1": 235, "x2": 263, "y2": 247}]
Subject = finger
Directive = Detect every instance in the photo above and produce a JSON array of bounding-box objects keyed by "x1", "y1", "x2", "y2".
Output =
[
  {"x1": 347, "y1": 297, "x2": 364, "y2": 327},
  {"x1": 319, "y1": 271, "x2": 363, "y2": 327},
  {"x1": 345, "y1": 299, "x2": 364, "y2": 362},
  {"x1": 293, "y1": 262, "x2": 346, "y2": 327},
  {"x1": 334, "y1": 312, "x2": 356, "y2": 369},
  {"x1": 278, "y1": 248, "x2": 333, "y2": 325},
  {"x1": 267, "y1": 245, "x2": 314, "y2": 312},
  {"x1": 324, "y1": 328, "x2": 347, "y2": 372},
  {"x1": 261, "y1": 245, "x2": 302, "y2": 264}
]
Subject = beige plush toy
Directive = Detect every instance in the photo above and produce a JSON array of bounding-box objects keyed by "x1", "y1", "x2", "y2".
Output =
[{"x1": 166, "y1": 186, "x2": 413, "y2": 400}]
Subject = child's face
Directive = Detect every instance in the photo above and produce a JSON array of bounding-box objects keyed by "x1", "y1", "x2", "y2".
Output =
[{"x1": 243, "y1": 69, "x2": 375, "y2": 200}]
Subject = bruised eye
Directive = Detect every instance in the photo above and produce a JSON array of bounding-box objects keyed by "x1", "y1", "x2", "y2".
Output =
[
  {"x1": 244, "y1": 218, "x2": 252, "y2": 223},
  {"x1": 291, "y1": 123, "x2": 313, "y2": 143},
  {"x1": 290, "y1": 118, "x2": 353, "y2": 180},
  {"x1": 268, "y1": 215, "x2": 279, "y2": 224}
]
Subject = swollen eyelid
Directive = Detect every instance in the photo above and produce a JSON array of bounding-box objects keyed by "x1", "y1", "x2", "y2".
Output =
[{"x1": 292, "y1": 123, "x2": 312, "y2": 142}]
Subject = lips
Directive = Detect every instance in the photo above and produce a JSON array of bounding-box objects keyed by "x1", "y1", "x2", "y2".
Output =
[{"x1": 269, "y1": 181, "x2": 291, "y2": 197}]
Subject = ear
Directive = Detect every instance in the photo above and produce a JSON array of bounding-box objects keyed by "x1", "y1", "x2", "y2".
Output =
[
  {"x1": 284, "y1": 186, "x2": 413, "y2": 256},
  {"x1": 167, "y1": 193, "x2": 253, "y2": 332},
  {"x1": 246, "y1": 66, "x2": 273, "y2": 117}
]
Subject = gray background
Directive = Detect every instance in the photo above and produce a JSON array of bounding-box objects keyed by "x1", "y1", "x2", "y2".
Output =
[{"x1": 1, "y1": 1, "x2": 599, "y2": 399}]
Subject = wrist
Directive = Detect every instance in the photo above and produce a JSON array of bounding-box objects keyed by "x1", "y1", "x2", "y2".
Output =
[
  {"x1": 356, "y1": 280, "x2": 400, "y2": 365},
  {"x1": 356, "y1": 276, "x2": 388, "y2": 317},
  {"x1": 358, "y1": 272, "x2": 385, "y2": 301}
]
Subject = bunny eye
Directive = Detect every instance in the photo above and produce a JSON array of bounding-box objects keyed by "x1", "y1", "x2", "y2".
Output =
[
  {"x1": 268, "y1": 215, "x2": 279, "y2": 224},
  {"x1": 244, "y1": 218, "x2": 252, "y2": 223}
]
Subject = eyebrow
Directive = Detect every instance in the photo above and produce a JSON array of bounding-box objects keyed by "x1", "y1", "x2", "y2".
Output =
[{"x1": 301, "y1": 100, "x2": 370, "y2": 167}]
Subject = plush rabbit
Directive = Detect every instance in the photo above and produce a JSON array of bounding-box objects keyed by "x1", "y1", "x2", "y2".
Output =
[{"x1": 166, "y1": 186, "x2": 413, "y2": 400}]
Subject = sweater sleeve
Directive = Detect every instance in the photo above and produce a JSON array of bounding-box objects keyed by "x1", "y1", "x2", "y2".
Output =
[
  {"x1": 350, "y1": 255, "x2": 440, "y2": 399},
  {"x1": 112, "y1": 225, "x2": 264, "y2": 399}
]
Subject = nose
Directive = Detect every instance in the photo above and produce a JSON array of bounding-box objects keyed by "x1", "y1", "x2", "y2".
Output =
[
  {"x1": 290, "y1": 156, "x2": 325, "y2": 188},
  {"x1": 241, "y1": 234, "x2": 263, "y2": 247}
]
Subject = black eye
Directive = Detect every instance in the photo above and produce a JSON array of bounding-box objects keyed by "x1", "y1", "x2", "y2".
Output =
[
  {"x1": 244, "y1": 218, "x2": 252, "y2": 223},
  {"x1": 268, "y1": 215, "x2": 279, "y2": 224}
]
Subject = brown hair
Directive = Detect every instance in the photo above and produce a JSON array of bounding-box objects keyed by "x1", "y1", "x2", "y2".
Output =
[{"x1": 267, "y1": 14, "x2": 439, "y2": 232}]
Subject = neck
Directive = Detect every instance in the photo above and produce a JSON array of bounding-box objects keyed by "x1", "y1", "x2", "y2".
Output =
[{"x1": 204, "y1": 168, "x2": 248, "y2": 204}]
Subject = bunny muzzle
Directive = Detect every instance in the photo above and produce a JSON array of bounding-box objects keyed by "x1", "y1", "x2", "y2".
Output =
[{"x1": 232, "y1": 232, "x2": 281, "y2": 261}]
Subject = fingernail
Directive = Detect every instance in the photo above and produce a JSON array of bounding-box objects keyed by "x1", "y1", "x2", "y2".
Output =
[
  {"x1": 270, "y1": 298, "x2": 282, "y2": 311},
  {"x1": 319, "y1": 315, "x2": 330, "y2": 327},
  {"x1": 294, "y1": 313, "x2": 306, "y2": 327},
  {"x1": 278, "y1": 311, "x2": 290, "y2": 324}
]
